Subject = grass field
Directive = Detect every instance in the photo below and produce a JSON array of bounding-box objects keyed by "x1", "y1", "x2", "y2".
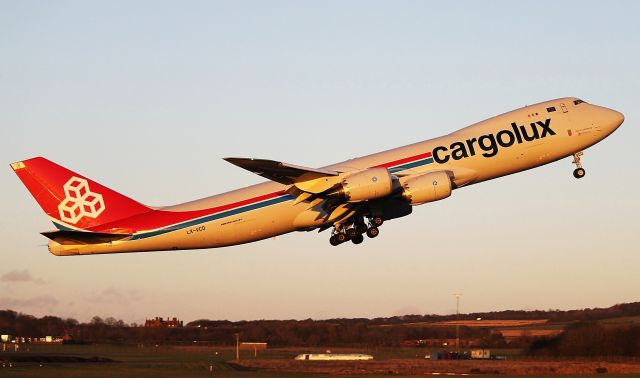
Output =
[
  {"x1": 429, "y1": 320, "x2": 550, "y2": 327},
  {"x1": 599, "y1": 315, "x2": 640, "y2": 326},
  {"x1": 2, "y1": 344, "x2": 276, "y2": 378},
  {"x1": 377, "y1": 319, "x2": 552, "y2": 328},
  {"x1": 1, "y1": 344, "x2": 640, "y2": 377}
]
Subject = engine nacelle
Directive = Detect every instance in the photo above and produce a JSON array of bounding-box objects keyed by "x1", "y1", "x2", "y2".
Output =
[
  {"x1": 339, "y1": 168, "x2": 393, "y2": 202},
  {"x1": 401, "y1": 171, "x2": 452, "y2": 205}
]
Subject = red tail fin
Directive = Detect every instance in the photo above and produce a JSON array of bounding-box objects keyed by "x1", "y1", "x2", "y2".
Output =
[{"x1": 11, "y1": 157, "x2": 150, "y2": 230}]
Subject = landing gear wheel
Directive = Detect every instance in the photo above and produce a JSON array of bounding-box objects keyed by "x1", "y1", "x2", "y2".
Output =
[
  {"x1": 366, "y1": 227, "x2": 379, "y2": 238},
  {"x1": 571, "y1": 151, "x2": 585, "y2": 179},
  {"x1": 329, "y1": 235, "x2": 341, "y2": 246},
  {"x1": 371, "y1": 217, "x2": 384, "y2": 227},
  {"x1": 346, "y1": 228, "x2": 358, "y2": 239},
  {"x1": 336, "y1": 233, "x2": 347, "y2": 243},
  {"x1": 351, "y1": 234, "x2": 364, "y2": 244}
]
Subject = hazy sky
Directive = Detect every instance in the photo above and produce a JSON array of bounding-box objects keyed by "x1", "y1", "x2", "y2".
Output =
[{"x1": 1, "y1": 1, "x2": 639, "y2": 324}]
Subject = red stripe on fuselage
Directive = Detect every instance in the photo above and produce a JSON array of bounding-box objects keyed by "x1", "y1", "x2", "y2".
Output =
[
  {"x1": 85, "y1": 151, "x2": 434, "y2": 234},
  {"x1": 372, "y1": 152, "x2": 433, "y2": 169},
  {"x1": 87, "y1": 190, "x2": 287, "y2": 234}
]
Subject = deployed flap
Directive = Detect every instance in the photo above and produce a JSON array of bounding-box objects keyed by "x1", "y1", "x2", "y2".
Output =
[
  {"x1": 42, "y1": 230, "x2": 132, "y2": 245},
  {"x1": 224, "y1": 158, "x2": 339, "y2": 185}
]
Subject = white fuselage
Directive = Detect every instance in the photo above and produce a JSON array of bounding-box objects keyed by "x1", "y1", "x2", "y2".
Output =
[{"x1": 48, "y1": 97, "x2": 623, "y2": 255}]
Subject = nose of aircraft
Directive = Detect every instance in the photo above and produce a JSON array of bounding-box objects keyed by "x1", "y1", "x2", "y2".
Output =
[{"x1": 602, "y1": 108, "x2": 625, "y2": 133}]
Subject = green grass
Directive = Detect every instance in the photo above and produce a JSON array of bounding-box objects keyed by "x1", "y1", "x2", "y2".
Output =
[
  {"x1": 1, "y1": 344, "x2": 639, "y2": 378},
  {"x1": 1, "y1": 344, "x2": 291, "y2": 378},
  {"x1": 505, "y1": 322, "x2": 570, "y2": 331},
  {"x1": 598, "y1": 315, "x2": 640, "y2": 326}
]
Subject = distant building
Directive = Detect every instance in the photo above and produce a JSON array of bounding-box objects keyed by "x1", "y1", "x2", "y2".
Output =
[
  {"x1": 400, "y1": 338, "x2": 480, "y2": 347},
  {"x1": 425, "y1": 351, "x2": 469, "y2": 360},
  {"x1": 239, "y1": 342, "x2": 267, "y2": 351},
  {"x1": 31, "y1": 336, "x2": 64, "y2": 344},
  {"x1": 144, "y1": 317, "x2": 183, "y2": 328},
  {"x1": 471, "y1": 349, "x2": 491, "y2": 359},
  {"x1": 240, "y1": 342, "x2": 267, "y2": 357}
]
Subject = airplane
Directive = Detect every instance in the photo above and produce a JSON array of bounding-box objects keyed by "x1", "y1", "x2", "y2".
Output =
[{"x1": 11, "y1": 97, "x2": 623, "y2": 256}]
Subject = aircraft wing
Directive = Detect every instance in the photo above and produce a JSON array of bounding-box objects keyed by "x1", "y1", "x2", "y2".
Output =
[{"x1": 224, "y1": 158, "x2": 339, "y2": 186}]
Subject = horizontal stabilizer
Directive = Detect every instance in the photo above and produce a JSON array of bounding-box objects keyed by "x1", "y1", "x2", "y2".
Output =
[
  {"x1": 224, "y1": 158, "x2": 338, "y2": 185},
  {"x1": 41, "y1": 230, "x2": 132, "y2": 245}
]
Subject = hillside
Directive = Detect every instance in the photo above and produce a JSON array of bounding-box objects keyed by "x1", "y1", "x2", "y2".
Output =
[{"x1": 1, "y1": 302, "x2": 639, "y2": 356}]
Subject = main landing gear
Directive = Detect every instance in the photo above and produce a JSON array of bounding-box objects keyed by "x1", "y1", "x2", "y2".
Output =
[
  {"x1": 329, "y1": 217, "x2": 383, "y2": 246},
  {"x1": 572, "y1": 151, "x2": 586, "y2": 179}
]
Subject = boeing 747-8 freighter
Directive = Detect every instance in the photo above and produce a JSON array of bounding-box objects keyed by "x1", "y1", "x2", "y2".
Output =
[{"x1": 11, "y1": 97, "x2": 624, "y2": 255}]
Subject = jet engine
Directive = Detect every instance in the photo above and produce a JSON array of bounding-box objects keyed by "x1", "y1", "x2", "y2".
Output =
[
  {"x1": 401, "y1": 171, "x2": 452, "y2": 205},
  {"x1": 338, "y1": 168, "x2": 394, "y2": 202}
]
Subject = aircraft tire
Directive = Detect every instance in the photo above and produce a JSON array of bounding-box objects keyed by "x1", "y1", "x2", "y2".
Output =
[
  {"x1": 336, "y1": 233, "x2": 347, "y2": 243},
  {"x1": 351, "y1": 234, "x2": 364, "y2": 244},
  {"x1": 330, "y1": 235, "x2": 341, "y2": 246},
  {"x1": 573, "y1": 168, "x2": 586, "y2": 179},
  {"x1": 372, "y1": 217, "x2": 384, "y2": 227},
  {"x1": 346, "y1": 228, "x2": 357, "y2": 239},
  {"x1": 366, "y1": 227, "x2": 379, "y2": 238}
]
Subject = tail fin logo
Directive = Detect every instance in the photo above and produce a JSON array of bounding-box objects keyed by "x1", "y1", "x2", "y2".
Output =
[{"x1": 57, "y1": 177, "x2": 106, "y2": 224}]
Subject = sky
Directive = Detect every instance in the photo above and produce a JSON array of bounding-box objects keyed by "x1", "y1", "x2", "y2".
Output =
[{"x1": 1, "y1": 1, "x2": 639, "y2": 324}]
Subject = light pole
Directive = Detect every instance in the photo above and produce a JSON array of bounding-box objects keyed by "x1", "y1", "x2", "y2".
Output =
[
  {"x1": 453, "y1": 293, "x2": 462, "y2": 355},
  {"x1": 234, "y1": 333, "x2": 240, "y2": 361}
]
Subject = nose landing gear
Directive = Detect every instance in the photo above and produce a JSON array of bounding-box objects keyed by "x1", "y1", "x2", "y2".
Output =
[
  {"x1": 572, "y1": 151, "x2": 585, "y2": 179},
  {"x1": 573, "y1": 167, "x2": 585, "y2": 179}
]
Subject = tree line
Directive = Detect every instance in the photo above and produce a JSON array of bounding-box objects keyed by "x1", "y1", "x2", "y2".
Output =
[
  {"x1": 529, "y1": 321, "x2": 640, "y2": 357},
  {"x1": 1, "y1": 302, "x2": 639, "y2": 356},
  {"x1": 0, "y1": 311, "x2": 494, "y2": 347}
]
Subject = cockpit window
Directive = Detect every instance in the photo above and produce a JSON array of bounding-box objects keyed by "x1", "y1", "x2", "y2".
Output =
[{"x1": 573, "y1": 99, "x2": 585, "y2": 105}]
